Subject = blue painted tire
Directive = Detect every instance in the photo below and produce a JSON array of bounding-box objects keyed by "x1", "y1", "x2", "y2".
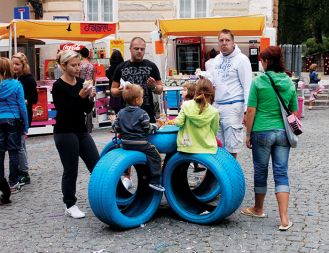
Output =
[
  {"x1": 99, "y1": 138, "x2": 121, "y2": 157},
  {"x1": 165, "y1": 158, "x2": 221, "y2": 203},
  {"x1": 148, "y1": 125, "x2": 179, "y2": 154},
  {"x1": 163, "y1": 148, "x2": 245, "y2": 224},
  {"x1": 191, "y1": 167, "x2": 221, "y2": 202},
  {"x1": 88, "y1": 148, "x2": 163, "y2": 229},
  {"x1": 98, "y1": 138, "x2": 134, "y2": 206}
]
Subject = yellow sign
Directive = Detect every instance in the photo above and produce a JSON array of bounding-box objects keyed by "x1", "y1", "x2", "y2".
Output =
[{"x1": 110, "y1": 39, "x2": 124, "y2": 58}]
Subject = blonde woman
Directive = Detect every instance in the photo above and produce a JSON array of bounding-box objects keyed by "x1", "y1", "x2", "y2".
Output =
[
  {"x1": 11, "y1": 52, "x2": 38, "y2": 186},
  {"x1": 52, "y1": 50, "x2": 99, "y2": 218}
]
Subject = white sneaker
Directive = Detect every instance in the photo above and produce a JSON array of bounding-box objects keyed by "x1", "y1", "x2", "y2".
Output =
[
  {"x1": 65, "y1": 205, "x2": 85, "y2": 219},
  {"x1": 122, "y1": 177, "x2": 133, "y2": 189}
]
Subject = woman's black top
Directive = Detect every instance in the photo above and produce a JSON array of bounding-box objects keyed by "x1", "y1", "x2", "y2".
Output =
[
  {"x1": 18, "y1": 74, "x2": 38, "y2": 126},
  {"x1": 52, "y1": 77, "x2": 94, "y2": 133}
]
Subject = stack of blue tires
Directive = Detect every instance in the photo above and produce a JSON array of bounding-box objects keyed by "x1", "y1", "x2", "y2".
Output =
[{"x1": 88, "y1": 126, "x2": 245, "y2": 229}]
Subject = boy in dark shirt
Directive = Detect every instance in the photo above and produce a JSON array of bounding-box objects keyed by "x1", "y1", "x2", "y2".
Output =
[{"x1": 113, "y1": 84, "x2": 164, "y2": 192}]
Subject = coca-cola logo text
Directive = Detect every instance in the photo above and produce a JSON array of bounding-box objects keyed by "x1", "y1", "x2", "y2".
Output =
[{"x1": 60, "y1": 44, "x2": 85, "y2": 51}]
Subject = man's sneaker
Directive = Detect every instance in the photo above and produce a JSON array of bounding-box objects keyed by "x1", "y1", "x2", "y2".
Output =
[
  {"x1": 10, "y1": 182, "x2": 21, "y2": 194},
  {"x1": 19, "y1": 176, "x2": 31, "y2": 186},
  {"x1": 65, "y1": 205, "x2": 85, "y2": 219},
  {"x1": 122, "y1": 177, "x2": 133, "y2": 190},
  {"x1": 149, "y1": 183, "x2": 165, "y2": 192}
]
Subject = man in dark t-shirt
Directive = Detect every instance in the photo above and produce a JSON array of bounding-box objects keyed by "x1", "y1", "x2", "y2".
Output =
[{"x1": 111, "y1": 37, "x2": 163, "y2": 123}]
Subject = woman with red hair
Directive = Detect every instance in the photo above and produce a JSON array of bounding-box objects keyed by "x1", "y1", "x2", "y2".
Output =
[{"x1": 242, "y1": 46, "x2": 298, "y2": 231}]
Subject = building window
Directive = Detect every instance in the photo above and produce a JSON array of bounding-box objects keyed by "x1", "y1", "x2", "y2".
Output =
[
  {"x1": 177, "y1": 0, "x2": 208, "y2": 18},
  {"x1": 85, "y1": 0, "x2": 118, "y2": 22},
  {"x1": 53, "y1": 16, "x2": 69, "y2": 21}
]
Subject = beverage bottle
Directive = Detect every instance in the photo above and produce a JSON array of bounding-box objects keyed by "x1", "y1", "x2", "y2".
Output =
[
  {"x1": 93, "y1": 48, "x2": 98, "y2": 59},
  {"x1": 108, "y1": 109, "x2": 116, "y2": 124},
  {"x1": 158, "y1": 112, "x2": 167, "y2": 127}
]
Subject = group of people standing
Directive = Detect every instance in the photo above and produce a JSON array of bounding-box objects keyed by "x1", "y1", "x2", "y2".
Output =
[
  {"x1": 0, "y1": 52, "x2": 38, "y2": 203},
  {"x1": 207, "y1": 29, "x2": 297, "y2": 231},
  {"x1": 111, "y1": 31, "x2": 297, "y2": 231},
  {"x1": 1, "y1": 29, "x2": 298, "y2": 231},
  {"x1": 108, "y1": 31, "x2": 297, "y2": 231}
]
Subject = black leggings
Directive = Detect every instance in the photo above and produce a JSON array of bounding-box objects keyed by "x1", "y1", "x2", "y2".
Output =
[{"x1": 54, "y1": 132, "x2": 99, "y2": 208}]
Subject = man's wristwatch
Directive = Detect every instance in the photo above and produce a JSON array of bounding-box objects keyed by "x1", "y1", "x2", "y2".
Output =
[{"x1": 152, "y1": 85, "x2": 157, "y2": 92}]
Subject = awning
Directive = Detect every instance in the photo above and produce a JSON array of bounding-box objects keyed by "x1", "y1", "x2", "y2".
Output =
[
  {"x1": 0, "y1": 19, "x2": 117, "y2": 41},
  {"x1": 158, "y1": 15, "x2": 265, "y2": 37}
]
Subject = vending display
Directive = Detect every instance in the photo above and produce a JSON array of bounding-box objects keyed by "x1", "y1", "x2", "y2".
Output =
[
  {"x1": 249, "y1": 40, "x2": 259, "y2": 72},
  {"x1": 175, "y1": 37, "x2": 206, "y2": 75}
]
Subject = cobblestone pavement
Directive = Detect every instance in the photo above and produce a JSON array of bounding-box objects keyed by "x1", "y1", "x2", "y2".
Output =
[{"x1": 1, "y1": 108, "x2": 329, "y2": 253}]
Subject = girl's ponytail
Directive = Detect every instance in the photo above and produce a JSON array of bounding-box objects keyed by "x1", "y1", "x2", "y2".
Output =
[
  {"x1": 194, "y1": 79, "x2": 215, "y2": 114},
  {"x1": 194, "y1": 93, "x2": 207, "y2": 114}
]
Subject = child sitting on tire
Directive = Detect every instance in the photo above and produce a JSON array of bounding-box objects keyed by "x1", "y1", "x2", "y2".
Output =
[
  {"x1": 175, "y1": 79, "x2": 219, "y2": 154},
  {"x1": 181, "y1": 81, "x2": 206, "y2": 172},
  {"x1": 113, "y1": 84, "x2": 165, "y2": 192}
]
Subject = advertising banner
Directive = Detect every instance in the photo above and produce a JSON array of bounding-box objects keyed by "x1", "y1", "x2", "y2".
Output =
[
  {"x1": 60, "y1": 43, "x2": 85, "y2": 51},
  {"x1": 80, "y1": 23, "x2": 116, "y2": 35},
  {"x1": 110, "y1": 39, "x2": 124, "y2": 57},
  {"x1": 32, "y1": 88, "x2": 48, "y2": 122}
]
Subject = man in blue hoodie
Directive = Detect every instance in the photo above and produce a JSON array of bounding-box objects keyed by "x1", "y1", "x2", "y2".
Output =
[
  {"x1": 207, "y1": 29, "x2": 252, "y2": 158},
  {"x1": 0, "y1": 57, "x2": 28, "y2": 193}
]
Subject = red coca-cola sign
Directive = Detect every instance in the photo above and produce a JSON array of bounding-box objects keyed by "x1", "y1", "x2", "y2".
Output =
[
  {"x1": 60, "y1": 43, "x2": 85, "y2": 51},
  {"x1": 176, "y1": 37, "x2": 201, "y2": 45}
]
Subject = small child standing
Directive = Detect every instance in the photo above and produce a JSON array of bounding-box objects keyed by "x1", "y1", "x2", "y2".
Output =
[
  {"x1": 308, "y1": 63, "x2": 324, "y2": 109},
  {"x1": 113, "y1": 84, "x2": 165, "y2": 192},
  {"x1": 175, "y1": 79, "x2": 219, "y2": 154}
]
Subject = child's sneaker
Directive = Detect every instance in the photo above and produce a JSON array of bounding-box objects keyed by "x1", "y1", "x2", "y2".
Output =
[
  {"x1": 122, "y1": 177, "x2": 133, "y2": 190},
  {"x1": 149, "y1": 183, "x2": 165, "y2": 192},
  {"x1": 19, "y1": 175, "x2": 31, "y2": 186},
  {"x1": 10, "y1": 182, "x2": 21, "y2": 194}
]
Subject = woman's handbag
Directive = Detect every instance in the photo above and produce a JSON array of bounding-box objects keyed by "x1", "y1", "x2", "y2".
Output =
[{"x1": 265, "y1": 72, "x2": 302, "y2": 148}]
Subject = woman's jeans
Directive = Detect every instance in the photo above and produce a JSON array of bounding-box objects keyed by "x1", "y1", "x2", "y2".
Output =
[
  {"x1": 251, "y1": 130, "x2": 290, "y2": 194},
  {"x1": 54, "y1": 132, "x2": 99, "y2": 208},
  {"x1": 0, "y1": 119, "x2": 22, "y2": 186},
  {"x1": 18, "y1": 137, "x2": 29, "y2": 177}
]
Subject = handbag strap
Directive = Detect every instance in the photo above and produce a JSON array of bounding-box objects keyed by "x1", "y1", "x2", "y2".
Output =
[{"x1": 265, "y1": 72, "x2": 291, "y2": 115}]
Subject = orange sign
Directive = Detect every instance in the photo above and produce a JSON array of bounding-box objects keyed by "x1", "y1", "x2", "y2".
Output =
[
  {"x1": 155, "y1": 40, "x2": 164, "y2": 55},
  {"x1": 44, "y1": 59, "x2": 56, "y2": 80},
  {"x1": 93, "y1": 64, "x2": 106, "y2": 77},
  {"x1": 110, "y1": 39, "x2": 124, "y2": 57},
  {"x1": 80, "y1": 23, "x2": 116, "y2": 35},
  {"x1": 260, "y1": 37, "x2": 270, "y2": 52}
]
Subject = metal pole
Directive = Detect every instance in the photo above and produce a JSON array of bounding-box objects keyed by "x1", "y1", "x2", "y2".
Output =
[
  {"x1": 14, "y1": 21, "x2": 17, "y2": 54},
  {"x1": 9, "y1": 24, "x2": 12, "y2": 57}
]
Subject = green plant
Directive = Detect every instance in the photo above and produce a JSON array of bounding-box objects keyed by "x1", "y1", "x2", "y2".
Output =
[{"x1": 304, "y1": 36, "x2": 329, "y2": 55}]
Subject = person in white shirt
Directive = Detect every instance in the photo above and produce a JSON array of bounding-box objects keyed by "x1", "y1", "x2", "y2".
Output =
[{"x1": 206, "y1": 29, "x2": 252, "y2": 158}]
